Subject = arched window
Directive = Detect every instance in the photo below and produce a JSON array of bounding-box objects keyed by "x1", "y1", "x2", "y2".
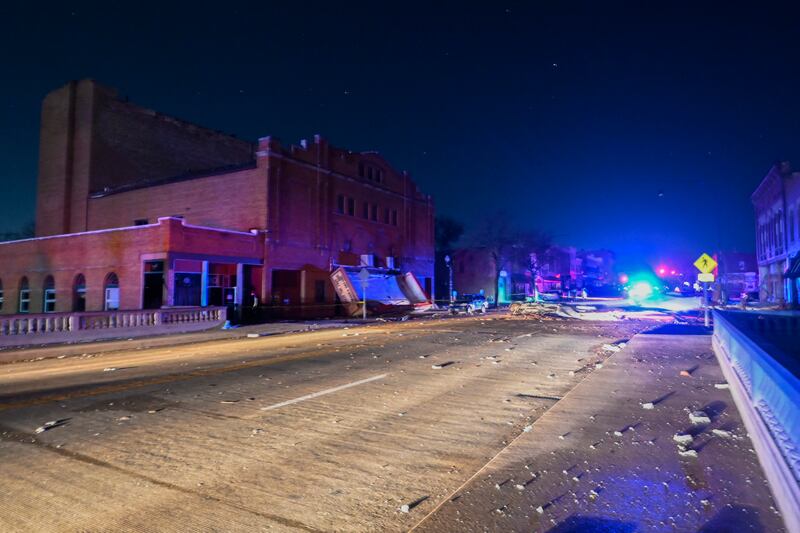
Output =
[
  {"x1": 18, "y1": 277, "x2": 30, "y2": 313},
  {"x1": 0, "y1": 278, "x2": 3, "y2": 311},
  {"x1": 104, "y1": 273, "x2": 120, "y2": 311},
  {"x1": 73, "y1": 274, "x2": 86, "y2": 312},
  {"x1": 43, "y1": 275, "x2": 56, "y2": 313}
]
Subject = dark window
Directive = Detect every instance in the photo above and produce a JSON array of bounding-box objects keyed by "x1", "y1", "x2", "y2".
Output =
[
  {"x1": 362, "y1": 202, "x2": 369, "y2": 219},
  {"x1": 43, "y1": 275, "x2": 56, "y2": 313},
  {"x1": 384, "y1": 208, "x2": 390, "y2": 224},
  {"x1": 18, "y1": 276, "x2": 30, "y2": 313},
  {"x1": 358, "y1": 162, "x2": 365, "y2": 178},
  {"x1": 392, "y1": 209, "x2": 398, "y2": 226},
  {"x1": 367, "y1": 167, "x2": 373, "y2": 180},
  {"x1": 134, "y1": 218, "x2": 149, "y2": 226},
  {"x1": 73, "y1": 274, "x2": 86, "y2": 312},
  {"x1": 376, "y1": 170, "x2": 383, "y2": 183},
  {"x1": 347, "y1": 197, "x2": 355, "y2": 216},
  {"x1": 371, "y1": 204, "x2": 378, "y2": 221},
  {"x1": 337, "y1": 194, "x2": 345, "y2": 214}
]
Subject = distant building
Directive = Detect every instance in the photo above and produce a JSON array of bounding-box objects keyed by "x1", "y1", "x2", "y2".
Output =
[
  {"x1": 536, "y1": 246, "x2": 580, "y2": 294},
  {"x1": 577, "y1": 249, "x2": 616, "y2": 289},
  {"x1": 452, "y1": 248, "x2": 507, "y2": 302},
  {"x1": 714, "y1": 251, "x2": 758, "y2": 302},
  {"x1": 452, "y1": 245, "x2": 617, "y2": 302},
  {"x1": 0, "y1": 80, "x2": 434, "y2": 316},
  {"x1": 751, "y1": 162, "x2": 800, "y2": 306}
]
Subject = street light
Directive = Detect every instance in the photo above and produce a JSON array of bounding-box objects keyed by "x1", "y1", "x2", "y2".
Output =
[{"x1": 444, "y1": 255, "x2": 454, "y2": 305}]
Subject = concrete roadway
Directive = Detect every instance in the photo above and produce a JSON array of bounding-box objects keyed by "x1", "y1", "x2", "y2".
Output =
[{"x1": 0, "y1": 315, "x2": 649, "y2": 532}]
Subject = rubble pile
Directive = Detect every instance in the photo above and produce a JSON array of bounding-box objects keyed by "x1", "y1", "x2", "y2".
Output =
[{"x1": 508, "y1": 302, "x2": 562, "y2": 317}]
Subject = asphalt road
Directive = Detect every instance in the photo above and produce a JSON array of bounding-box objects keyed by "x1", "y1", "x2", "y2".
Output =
[{"x1": 0, "y1": 316, "x2": 647, "y2": 532}]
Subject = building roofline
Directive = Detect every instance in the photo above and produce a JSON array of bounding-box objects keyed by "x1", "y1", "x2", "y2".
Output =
[
  {"x1": 89, "y1": 161, "x2": 258, "y2": 198},
  {"x1": 0, "y1": 217, "x2": 258, "y2": 246}
]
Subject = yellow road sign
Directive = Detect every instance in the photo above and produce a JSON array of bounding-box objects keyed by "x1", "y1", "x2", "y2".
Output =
[{"x1": 694, "y1": 253, "x2": 717, "y2": 274}]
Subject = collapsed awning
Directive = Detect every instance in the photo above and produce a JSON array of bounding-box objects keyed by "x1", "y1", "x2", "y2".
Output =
[{"x1": 330, "y1": 266, "x2": 431, "y2": 316}]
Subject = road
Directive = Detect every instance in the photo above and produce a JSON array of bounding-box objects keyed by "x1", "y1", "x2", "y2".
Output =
[{"x1": 0, "y1": 316, "x2": 649, "y2": 531}]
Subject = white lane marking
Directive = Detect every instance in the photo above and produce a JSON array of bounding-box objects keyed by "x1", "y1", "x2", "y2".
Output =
[{"x1": 259, "y1": 373, "x2": 388, "y2": 412}]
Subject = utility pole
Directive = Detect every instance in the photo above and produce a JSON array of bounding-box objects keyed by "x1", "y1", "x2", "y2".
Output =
[
  {"x1": 445, "y1": 255, "x2": 454, "y2": 305},
  {"x1": 358, "y1": 268, "x2": 370, "y2": 320}
]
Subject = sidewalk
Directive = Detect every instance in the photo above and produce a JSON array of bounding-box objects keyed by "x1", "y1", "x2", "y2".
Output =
[
  {"x1": 0, "y1": 319, "x2": 358, "y2": 364},
  {"x1": 413, "y1": 324, "x2": 786, "y2": 532}
]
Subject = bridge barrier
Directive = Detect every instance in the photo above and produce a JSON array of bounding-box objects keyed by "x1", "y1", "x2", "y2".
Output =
[{"x1": 712, "y1": 310, "x2": 800, "y2": 533}]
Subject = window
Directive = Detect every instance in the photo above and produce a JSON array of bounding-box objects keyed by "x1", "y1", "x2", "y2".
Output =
[
  {"x1": 73, "y1": 274, "x2": 86, "y2": 312},
  {"x1": 367, "y1": 167, "x2": 373, "y2": 180},
  {"x1": 358, "y1": 162, "x2": 365, "y2": 178},
  {"x1": 0, "y1": 278, "x2": 3, "y2": 311},
  {"x1": 43, "y1": 275, "x2": 56, "y2": 313},
  {"x1": 104, "y1": 273, "x2": 120, "y2": 311},
  {"x1": 371, "y1": 204, "x2": 378, "y2": 222},
  {"x1": 336, "y1": 195, "x2": 345, "y2": 214},
  {"x1": 134, "y1": 218, "x2": 149, "y2": 226},
  {"x1": 391, "y1": 209, "x2": 398, "y2": 226},
  {"x1": 362, "y1": 202, "x2": 369, "y2": 219},
  {"x1": 347, "y1": 197, "x2": 355, "y2": 216},
  {"x1": 18, "y1": 276, "x2": 30, "y2": 313},
  {"x1": 384, "y1": 207, "x2": 390, "y2": 224}
]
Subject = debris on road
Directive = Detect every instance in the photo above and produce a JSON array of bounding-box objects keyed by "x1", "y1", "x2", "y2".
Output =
[
  {"x1": 103, "y1": 367, "x2": 117, "y2": 372},
  {"x1": 602, "y1": 344, "x2": 621, "y2": 352},
  {"x1": 34, "y1": 419, "x2": 70, "y2": 434},
  {"x1": 678, "y1": 449, "x2": 698, "y2": 458},
  {"x1": 673, "y1": 433, "x2": 693, "y2": 445},
  {"x1": 399, "y1": 495, "x2": 429, "y2": 513},
  {"x1": 641, "y1": 402, "x2": 655, "y2": 410},
  {"x1": 689, "y1": 411, "x2": 711, "y2": 425},
  {"x1": 714, "y1": 383, "x2": 730, "y2": 390},
  {"x1": 712, "y1": 428, "x2": 733, "y2": 438},
  {"x1": 432, "y1": 362, "x2": 455, "y2": 369}
]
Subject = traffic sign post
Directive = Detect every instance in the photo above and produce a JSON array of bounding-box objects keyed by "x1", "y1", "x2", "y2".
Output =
[
  {"x1": 358, "y1": 268, "x2": 370, "y2": 320},
  {"x1": 693, "y1": 253, "x2": 717, "y2": 327}
]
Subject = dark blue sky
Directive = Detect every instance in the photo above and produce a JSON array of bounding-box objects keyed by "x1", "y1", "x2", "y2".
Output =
[{"x1": 2, "y1": 2, "x2": 799, "y2": 269}]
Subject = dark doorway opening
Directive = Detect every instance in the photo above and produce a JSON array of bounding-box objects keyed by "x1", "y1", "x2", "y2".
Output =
[{"x1": 143, "y1": 261, "x2": 165, "y2": 309}]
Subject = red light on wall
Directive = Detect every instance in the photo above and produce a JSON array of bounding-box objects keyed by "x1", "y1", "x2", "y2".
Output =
[{"x1": 619, "y1": 274, "x2": 629, "y2": 284}]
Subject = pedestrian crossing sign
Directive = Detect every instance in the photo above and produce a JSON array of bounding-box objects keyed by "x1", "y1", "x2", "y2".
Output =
[{"x1": 693, "y1": 253, "x2": 717, "y2": 274}]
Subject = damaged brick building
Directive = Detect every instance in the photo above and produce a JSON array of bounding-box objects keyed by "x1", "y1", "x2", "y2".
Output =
[{"x1": 0, "y1": 79, "x2": 435, "y2": 316}]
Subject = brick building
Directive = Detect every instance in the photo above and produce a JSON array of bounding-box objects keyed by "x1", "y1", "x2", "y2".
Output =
[
  {"x1": 0, "y1": 79, "x2": 434, "y2": 316},
  {"x1": 752, "y1": 162, "x2": 800, "y2": 306}
]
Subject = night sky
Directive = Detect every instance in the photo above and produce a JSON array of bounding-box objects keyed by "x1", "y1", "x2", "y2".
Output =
[{"x1": 3, "y1": 2, "x2": 800, "y2": 270}]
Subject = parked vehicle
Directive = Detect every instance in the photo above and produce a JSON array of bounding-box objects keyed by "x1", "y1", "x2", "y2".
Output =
[{"x1": 450, "y1": 293, "x2": 489, "y2": 314}]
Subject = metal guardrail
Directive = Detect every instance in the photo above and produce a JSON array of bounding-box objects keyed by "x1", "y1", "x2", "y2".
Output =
[
  {"x1": 712, "y1": 310, "x2": 800, "y2": 533},
  {"x1": 0, "y1": 307, "x2": 227, "y2": 336}
]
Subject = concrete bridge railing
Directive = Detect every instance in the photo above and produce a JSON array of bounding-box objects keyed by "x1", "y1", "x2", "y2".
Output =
[
  {"x1": 712, "y1": 310, "x2": 800, "y2": 533},
  {"x1": 0, "y1": 307, "x2": 227, "y2": 336}
]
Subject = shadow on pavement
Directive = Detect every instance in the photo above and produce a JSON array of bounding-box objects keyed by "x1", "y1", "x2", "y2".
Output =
[
  {"x1": 698, "y1": 505, "x2": 767, "y2": 533},
  {"x1": 546, "y1": 515, "x2": 637, "y2": 533},
  {"x1": 642, "y1": 324, "x2": 712, "y2": 335}
]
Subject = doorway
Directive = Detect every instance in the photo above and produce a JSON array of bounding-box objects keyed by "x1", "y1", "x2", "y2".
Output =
[{"x1": 143, "y1": 261, "x2": 165, "y2": 309}]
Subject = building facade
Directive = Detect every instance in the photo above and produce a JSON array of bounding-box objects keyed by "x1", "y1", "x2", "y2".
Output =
[
  {"x1": 752, "y1": 162, "x2": 800, "y2": 306},
  {"x1": 0, "y1": 79, "x2": 435, "y2": 316}
]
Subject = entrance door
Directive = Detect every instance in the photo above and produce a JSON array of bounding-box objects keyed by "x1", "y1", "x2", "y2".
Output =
[
  {"x1": 143, "y1": 261, "x2": 165, "y2": 309},
  {"x1": 174, "y1": 273, "x2": 202, "y2": 306}
]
